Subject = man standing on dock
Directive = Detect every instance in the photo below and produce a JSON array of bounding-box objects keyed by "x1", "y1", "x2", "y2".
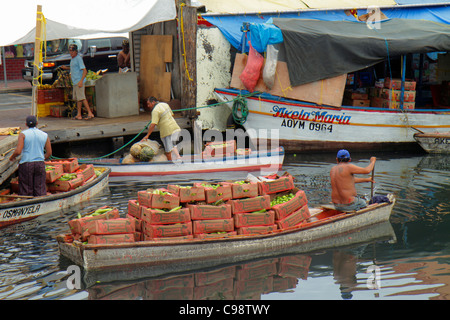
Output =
[
  {"x1": 330, "y1": 149, "x2": 376, "y2": 212},
  {"x1": 61, "y1": 44, "x2": 95, "y2": 120},
  {"x1": 9, "y1": 116, "x2": 52, "y2": 196},
  {"x1": 141, "y1": 96, "x2": 181, "y2": 162}
]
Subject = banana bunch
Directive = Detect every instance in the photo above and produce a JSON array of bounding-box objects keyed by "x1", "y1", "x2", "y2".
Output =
[{"x1": 38, "y1": 84, "x2": 53, "y2": 90}]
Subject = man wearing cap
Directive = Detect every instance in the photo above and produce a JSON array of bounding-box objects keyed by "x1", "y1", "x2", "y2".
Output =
[
  {"x1": 60, "y1": 44, "x2": 95, "y2": 120},
  {"x1": 9, "y1": 116, "x2": 52, "y2": 196},
  {"x1": 330, "y1": 149, "x2": 376, "y2": 212}
]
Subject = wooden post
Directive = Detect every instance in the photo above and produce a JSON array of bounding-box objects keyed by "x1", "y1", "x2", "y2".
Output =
[
  {"x1": 31, "y1": 5, "x2": 43, "y2": 116},
  {"x1": 177, "y1": 0, "x2": 197, "y2": 119}
]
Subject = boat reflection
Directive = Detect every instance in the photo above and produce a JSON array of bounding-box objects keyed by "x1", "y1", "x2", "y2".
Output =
[{"x1": 78, "y1": 221, "x2": 396, "y2": 300}]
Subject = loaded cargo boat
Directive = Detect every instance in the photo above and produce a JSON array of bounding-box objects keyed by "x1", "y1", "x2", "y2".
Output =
[
  {"x1": 0, "y1": 158, "x2": 110, "y2": 229},
  {"x1": 57, "y1": 173, "x2": 395, "y2": 271}
]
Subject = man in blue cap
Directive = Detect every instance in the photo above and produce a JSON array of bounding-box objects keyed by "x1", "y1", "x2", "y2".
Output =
[{"x1": 330, "y1": 149, "x2": 376, "y2": 212}]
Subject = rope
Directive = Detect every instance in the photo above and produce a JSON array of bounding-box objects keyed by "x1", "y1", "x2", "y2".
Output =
[
  {"x1": 232, "y1": 95, "x2": 249, "y2": 125},
  {"x1": 179, "y1": 3, "x2": 193, "y2": 81}
]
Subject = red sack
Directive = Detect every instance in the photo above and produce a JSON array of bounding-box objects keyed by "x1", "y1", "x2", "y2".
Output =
[{"x1": 239, "y1": 42, "x2": 264, "y2": 92}]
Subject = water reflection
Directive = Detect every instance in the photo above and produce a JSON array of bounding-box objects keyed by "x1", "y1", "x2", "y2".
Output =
[{"x1": 1, "y1": 151, "x2": 450, "y2": 300}]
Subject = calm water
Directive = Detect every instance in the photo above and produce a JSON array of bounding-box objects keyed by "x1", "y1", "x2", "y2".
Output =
[{"x1": 1, "y1": 151, "x2": 449, "y2": 300}]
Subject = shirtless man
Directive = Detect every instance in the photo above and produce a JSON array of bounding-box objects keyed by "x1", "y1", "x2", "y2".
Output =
[{"x1": 330, "y1": 149, "x2": 376, "y2": 212}]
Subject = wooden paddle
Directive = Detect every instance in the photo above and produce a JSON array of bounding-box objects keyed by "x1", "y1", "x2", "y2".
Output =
[{"x1": 371, "y1": 164, "x2": 375, "y2": 200}]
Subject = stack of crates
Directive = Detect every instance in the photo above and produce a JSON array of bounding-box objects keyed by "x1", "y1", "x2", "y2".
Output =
[{"x1": 37, "y1": 88, "x2": 65, "y2": 117}]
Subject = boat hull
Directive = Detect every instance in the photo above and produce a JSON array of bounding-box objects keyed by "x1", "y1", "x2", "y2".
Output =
[
  {"x1": 82, "y1": 148, "x2": 284, "y2": 177},
  {"x1": 0, "y1": 168, "x2": 110, "y2": 228},
  {"x1": 414, "y1": 132, "x2": 450, "y2": 153},
  {"x1": 215, "y1": 88, "x2": 450, "y2": 152},
  {"x1": 58, "y1": 198, "x2": 395, "y2": 272}
]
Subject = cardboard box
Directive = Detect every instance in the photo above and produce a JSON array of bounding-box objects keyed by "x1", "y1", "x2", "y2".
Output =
[
  {"x1": 195, "y1": 184, "x2": 232, "y2": 204},
  {"x1": 233, "y1": 210, "x2": 275, "y2": 227},
  {"x1": 45, "y1": 158, "x2": 79, "y2": 173},
  {"x1": 205, "y1": 139, "x2": 236, "y2": 156},
  {"x1": 380, "y1": 98, "x2": 415, "y2": 109},
  {"x1": 381, "y1": 88, "x2": 416, "y2": 102},
  {"x1": 143, "y1": 221, "x2": 192, "y2": 238},
  {"x1": 81, "y1": 218, "x2": 136, "y2": 238},
  {"x1": 258, "y1": 173, "x2": 295, "y2": 195},
  {"x1": 194, "y1": 231, "x2": 237, "y2": 239},
  {"x1": 271, "y1": 189, "x2": 308, "y2": 220},
  {"x1": 192, "y1": 218, "x2": 234, "y2": 234},
  {"x1": 188, "y1": 204, "x2": 232, "y2": 220},
  {"x1": 343, "y1": 98, "x2": 370, "y2": 107},
  {"x1": 126, "y1": 214, "x2": 143, "y2": 232},
  {"x1": 68, "y1": 206, "x2": 120, "y2": 235},
  {"x1": 137, "y1": 189, "x2": 180, "y2": 210},
  {"x1": 384, "y1": 78, "x2": 416, "y2": 91},
  {"x1": 344, "y1": 90, "x2": 369, "y2": 100},
  {"x1": 145, "y1": 234, "x2": 194, "y2": 242},
  {"x1": 140, "y1": 207, "x2": 191, "y2": 225},
  {"x1": 45, "y1": 164, "x2": 63, "y2": 183},
  {"x1": 228, "y1": 181, "x2": 259, "y2": 199},
  {"x1": 276, "y1": 205, "x2": 310, "y2": 229},
  {"x1": 87, "y1": 233, "x2": 135, "y2": 245},
  {"x1": 228, "y1": 195, "x2": 271, "y2": 214},
  {"x1": 127, "y1": 199, "x2": 141, "y2": 219},
  {"x1": 167, "y1": 185, "x2": 206, "y2": 203},
  {"x1": 236, "y1": 224, "x2": 278, "y2": 235},
  {"x1": 74, "y1": 164, "x2": 95, "y2": 182},
  {"x1": 47, "y1": 174, "x2": 84, "y2": 192}
]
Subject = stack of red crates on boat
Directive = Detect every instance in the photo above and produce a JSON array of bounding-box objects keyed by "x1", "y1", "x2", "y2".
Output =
[
  {"x1": 62, "y1": 172, "x2": 312, "y2": 244},
  {"x1": 10, "y1": 158, "x2": 96, "y2": 194}
]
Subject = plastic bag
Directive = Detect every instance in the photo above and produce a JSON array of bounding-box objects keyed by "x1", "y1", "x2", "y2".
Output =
[
  {"x1": 239, "y1": 42, "x2": 264, "y2": 92},
  {"x1": 263, "y1": 44, "x2": 279, "y2": 89}
]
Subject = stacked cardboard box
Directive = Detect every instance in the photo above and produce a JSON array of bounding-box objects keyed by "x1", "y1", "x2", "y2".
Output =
[
  {"x1": 64, "y1": 172, "x2": 313, "y2": 244},
  {"x1": 67, "y1": 206, "x2": 133, "y2": 244},
  {"x1": 370, "y1": 78, "x2": 416, "y2": 109},
  {"x1": 202, "y1": 140, "x2": 236, "y2": 159},
  {"x1": 343, "y1": 90, "x2": 370, "y2": 107}
]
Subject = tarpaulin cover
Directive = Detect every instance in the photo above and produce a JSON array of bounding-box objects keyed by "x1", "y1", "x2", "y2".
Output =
[
  {"x1": 0, "y1": 0, "x2": 176, "y2": 46},
  {"x1": 203, "y1": 5, "x2": 450, "y2": 52},
  {"x1": 272, "y1": 18, "x2": 450, "y2": 86}
]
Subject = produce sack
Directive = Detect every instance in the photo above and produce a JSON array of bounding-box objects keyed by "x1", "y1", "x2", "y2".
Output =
[
  {"x1": 129, "y1": 140, "x2": 161, "y2": 162},
  {"x1": 262, "y1": 44, "x2": 279, "y2": 89},
  {"x1": 239, "y1": 42, "x2": 264, "y2": 92}
]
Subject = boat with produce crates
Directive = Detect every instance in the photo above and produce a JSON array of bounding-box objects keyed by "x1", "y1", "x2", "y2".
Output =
[
  {"x1": 0, "y1": 159, "x2": 110, "y2": 229},
  {"x1": 57, "y1": 173, "x2": 395, "y2": 272}
]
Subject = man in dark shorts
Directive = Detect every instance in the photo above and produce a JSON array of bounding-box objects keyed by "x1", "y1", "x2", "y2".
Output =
[
  {"x1": 330, "y1": 149, "x2": 376, "y2": 212},
  {"x1": 9, "y1": 116, "x2": 52, "y2": 196}
]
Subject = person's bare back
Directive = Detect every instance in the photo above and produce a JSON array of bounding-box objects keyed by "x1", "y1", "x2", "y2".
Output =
[{"x1": 330, "y1": 150, "x2": 376, "y2": 205}]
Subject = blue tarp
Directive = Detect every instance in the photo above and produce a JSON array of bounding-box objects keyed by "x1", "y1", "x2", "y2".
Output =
[{"x1": 203, "y1": 5, "x2": 450, "y2": 52}]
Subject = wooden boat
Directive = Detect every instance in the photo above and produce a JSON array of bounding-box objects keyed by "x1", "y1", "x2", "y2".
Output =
[
  {"x1": 81, "y1": 147, "x2": 284, "y2": 178},
  {"x1": 414, "y1": 131, "x2": 450, "y2": 153},
  {"x1": 57, "y1": 195, "x2": 395, "y2": 271},
  {"x1": 214, "y1": 88, "x2": 450, "y2": 153},
  {"x1": 0, "y1": 167, "x2": 110, "y2": 229}
]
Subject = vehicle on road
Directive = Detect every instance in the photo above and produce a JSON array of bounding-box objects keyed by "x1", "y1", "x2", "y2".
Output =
[{"x1": 22, "y1": 36, "x2": 127, "y2": 84}]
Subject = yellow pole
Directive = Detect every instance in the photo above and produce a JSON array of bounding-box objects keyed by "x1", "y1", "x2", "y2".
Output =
[{"x1": 31, "y1": 5, "x2": 43, "y2": 116}]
